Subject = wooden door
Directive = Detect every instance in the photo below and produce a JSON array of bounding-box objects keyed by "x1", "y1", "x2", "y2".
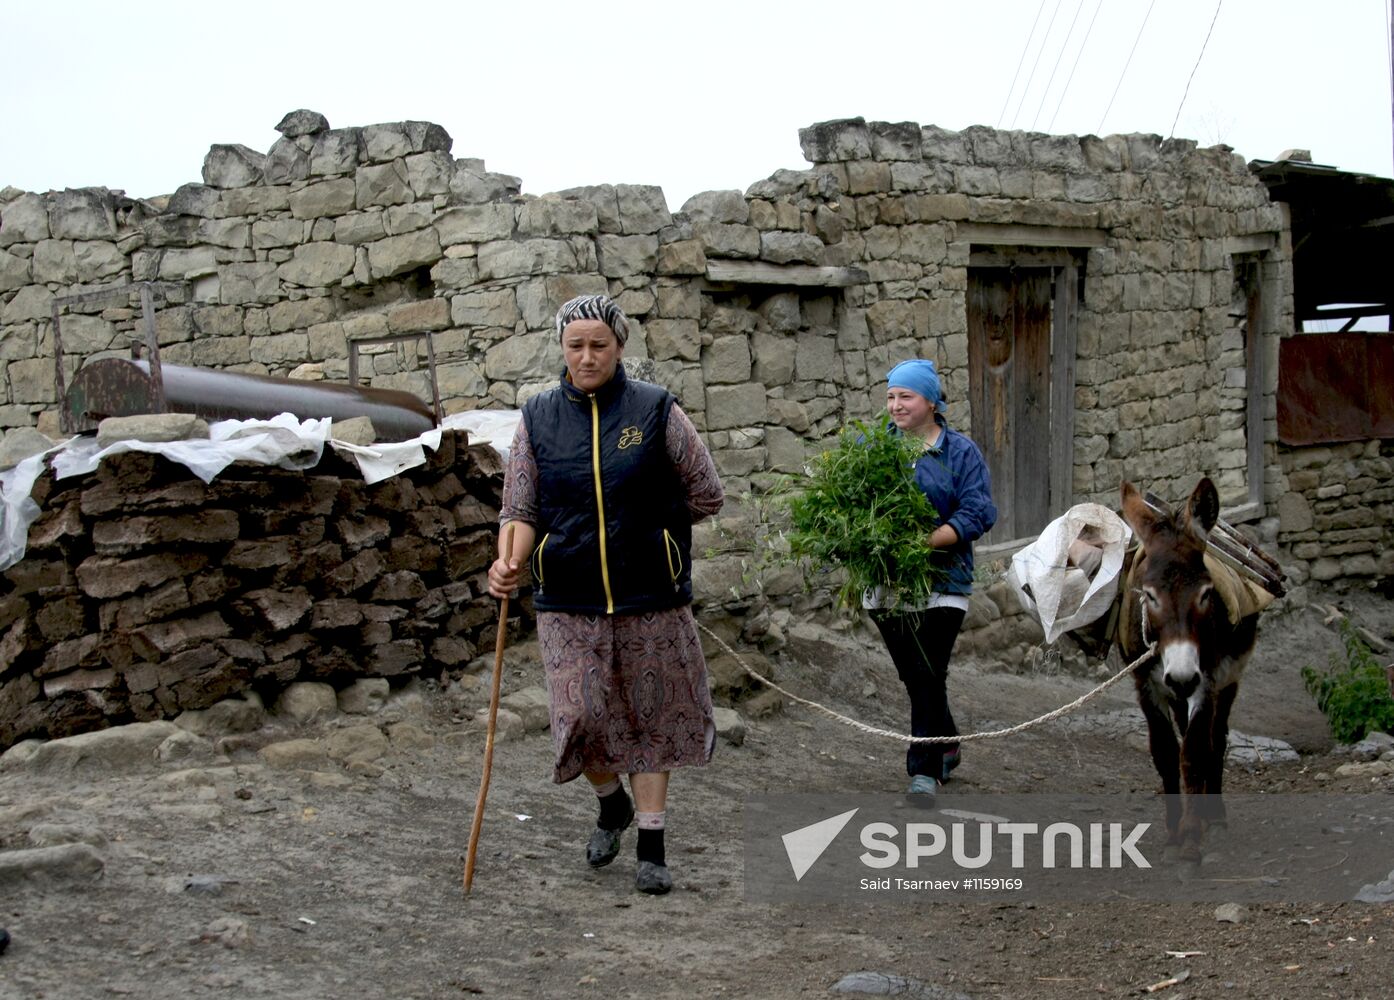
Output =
[{"x1": 967, "y1": 267, "x2": 1053, "y2": 544}]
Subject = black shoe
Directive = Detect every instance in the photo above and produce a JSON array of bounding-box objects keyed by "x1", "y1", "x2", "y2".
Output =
[
  {"x1": 0, "y1": 927, "x2": 9, "y2": 956},
  {"x1": 635, "y1": 861, "x2": 672, "y2": 895},
  {"x1": 585, "y1": 800, "x2": 635, "y2": 868}
]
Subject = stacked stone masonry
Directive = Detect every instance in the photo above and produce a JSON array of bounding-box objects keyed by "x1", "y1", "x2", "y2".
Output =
[
  {"x1": 1, "y1": 110, "x2": 1389, "y2": 619},
  {"x1": 0, "y1": 430, "x2": 502, "y2": 746},
  {"x1": 1277, "y1": 441, "x2": 1394, "y2": 586}
]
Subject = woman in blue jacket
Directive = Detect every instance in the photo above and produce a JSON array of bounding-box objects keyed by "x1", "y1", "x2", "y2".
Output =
[{"x1": 866, "y1": 359, "x2": 997, "y2": 803}]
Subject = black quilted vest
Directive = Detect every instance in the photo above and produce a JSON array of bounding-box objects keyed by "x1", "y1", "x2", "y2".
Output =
[{"x1": 522, "y1": 365, "x2": 693, "y2": 615}]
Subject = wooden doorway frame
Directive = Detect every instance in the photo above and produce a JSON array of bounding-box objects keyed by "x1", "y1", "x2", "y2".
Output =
[
  {"x1": 956, "y1": 223, "x2": 1103, "y2": 557},
  {"x1": 1225, "y1": 234, "x2": 1279, "y2": 524}
]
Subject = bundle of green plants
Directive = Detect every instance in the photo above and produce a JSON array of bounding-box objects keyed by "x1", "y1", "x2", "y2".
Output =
[
  {"x1": 771, "y1": 413, "x2": 943, "y2": 610},
  {"x1": 1301, "y1": 619, "x2": 1394, "y2": 743}
]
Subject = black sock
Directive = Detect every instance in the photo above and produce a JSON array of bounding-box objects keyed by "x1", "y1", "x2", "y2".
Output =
[
  {"x1": 597, "y1": 787, "x2": 632, "y2": 831},
  {"x1": 636, "y1": 827, "x2": 665, "y2": 866}
]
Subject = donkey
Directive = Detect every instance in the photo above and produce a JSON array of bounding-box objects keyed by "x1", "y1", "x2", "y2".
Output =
[{"x1": 1118, "y1": 477, "x2": 1260, "y2": 861}]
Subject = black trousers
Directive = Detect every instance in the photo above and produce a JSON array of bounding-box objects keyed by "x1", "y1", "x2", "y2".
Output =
[{"x1": 871, "y1": 607, "x2": 965, "y2": 780}]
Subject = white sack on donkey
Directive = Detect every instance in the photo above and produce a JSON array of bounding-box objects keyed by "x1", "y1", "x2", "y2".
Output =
[{"x1": 1008, "y1": 503, "x2": 1133, "y2": 644}]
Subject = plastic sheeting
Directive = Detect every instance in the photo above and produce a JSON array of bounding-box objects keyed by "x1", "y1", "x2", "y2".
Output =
[
  {"x1": 0, "y1": 409, "x2": 524, "y2": 572},
  {"x1": 0, "y1": 442, "x2": 72, "y2": 573},
  {"x1": 441, "y1": 409, "x2": 521, "y2": 461},
  {"x1": 1008, "y1": 503, "x2": 1133, "y2": 644},
  {"x1": 52, "y1": 413, "x2": 332, "y2": 483}
]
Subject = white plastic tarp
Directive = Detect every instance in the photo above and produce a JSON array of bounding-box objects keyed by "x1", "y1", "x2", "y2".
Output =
[
  {"x1": 441, "y1": 409, "x2": 521, "y2": 461},
  {"x1": 1008, "y1": 502, "x2": 1133, "y2": 644},
  {"x1": 52, "y1": 413, "x2": 333, "y2": 484},
  {"x1": 1, "y1": 410, "x2": 525, "y2": 572},
  {"x1": 0, "y1": 442, "x2": 72, "y2": 572}
]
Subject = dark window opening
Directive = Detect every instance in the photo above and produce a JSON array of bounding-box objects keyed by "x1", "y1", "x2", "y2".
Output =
[{"x1": 331, "y1": 265, "x2": 435, "y2": 314}]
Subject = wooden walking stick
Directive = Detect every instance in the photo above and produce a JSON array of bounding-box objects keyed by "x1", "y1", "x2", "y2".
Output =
[{"x1": 463, "y1": 522, "x2": 515, "y2": 895}]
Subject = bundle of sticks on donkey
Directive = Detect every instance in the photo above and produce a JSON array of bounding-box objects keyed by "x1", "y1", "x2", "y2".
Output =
[{"x1": 1116, "y1": 477, "x2": 1274, "y2": 863}]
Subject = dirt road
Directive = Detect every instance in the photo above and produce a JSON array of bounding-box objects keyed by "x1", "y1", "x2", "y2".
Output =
[{"x1": 1, "y1": 587, "x2": 1391, "y2": 1000}]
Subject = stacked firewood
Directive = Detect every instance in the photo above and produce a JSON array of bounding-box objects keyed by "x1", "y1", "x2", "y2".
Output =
[{"x1": 0, "y1": 430, "x2": 505, "y2": 747}]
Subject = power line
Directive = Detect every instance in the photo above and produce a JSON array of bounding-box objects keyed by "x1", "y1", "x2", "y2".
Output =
[
  {"x1": 1032, "y1": 0, "x2": 1087, "y2": 130},
  {"x1": 1169, "y1": 0, "x2": 1224, "y2": 139},
  {"x1": 1097, "y1": 0, "x2": 1156, "y2": 135},
  {"x1": 1011, "y1": 0, "x2": 1064, "y2": 128},
  {"x1": 998, "y1": 0, "x2": 1050, "y2": 127},
  {"x1": 1048, "y1": 0, "x2": 1104, "y2": 132}
]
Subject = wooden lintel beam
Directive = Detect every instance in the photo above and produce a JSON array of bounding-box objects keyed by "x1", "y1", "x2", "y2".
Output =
[
  {"x1": 1223, "y1": 233, "x2": 1278, "y2": 255},
  {"x1": 52, "y1": 281, "x2": 185, "y2": 309},
  {"x1": 704, "y1": 260, "x2": 870, "y2": 287},
  {"x1": 969, "y1": 248, "x2": 1082, "y2": 268},
  {"x1": 954, "y1": 222, "x2": 1108, "y2": 248}
]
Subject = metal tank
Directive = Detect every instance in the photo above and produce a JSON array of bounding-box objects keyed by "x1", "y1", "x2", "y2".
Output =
[
  {"x1": 63, "y1": 357, "x2": 438, "y2": 443},
  {"x1": 54, "y1": 283, "x2": 441, "y2": 443}
]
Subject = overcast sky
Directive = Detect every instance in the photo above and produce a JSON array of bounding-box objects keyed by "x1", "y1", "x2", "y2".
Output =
[{"x1": 3, "y1": 1, "x2": 1391, "y2": 211}]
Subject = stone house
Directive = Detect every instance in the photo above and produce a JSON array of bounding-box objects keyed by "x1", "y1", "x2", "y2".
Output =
[{"x1": 1, "y1": 110, "x2": 1390, "y2": 618}]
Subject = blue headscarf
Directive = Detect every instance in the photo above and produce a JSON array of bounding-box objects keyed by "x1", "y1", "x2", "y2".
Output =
[{"x1": 886, "y1": 359, "x2": 945, "y2": 409}]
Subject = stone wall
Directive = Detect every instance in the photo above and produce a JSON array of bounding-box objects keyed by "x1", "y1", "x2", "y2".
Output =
[
  {"x1": 1275, "y1": 440, "x2": 1394, "y2": 588},
  {"x1": 0, "y1": 430, "x2": 502, "y2": 747},
  {"x1": 3, "y1": 108, "x2": 1387, "y2": 605}
]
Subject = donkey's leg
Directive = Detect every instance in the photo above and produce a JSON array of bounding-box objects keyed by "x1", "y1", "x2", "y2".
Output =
[
  {"x1": 1206, "y1": 627, "x2": 1254, "y2": 831},
  {"x1": 1203, "y1": 682, "x2": 1240, "y2": 833},
  {"x1": 1178, "y1": 701, "x2": 1217, "y2": 861}
]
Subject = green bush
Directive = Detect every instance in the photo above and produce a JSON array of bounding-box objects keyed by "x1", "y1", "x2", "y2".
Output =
[
  {"x1": 768, "y1": 413, "x2": 944, "y2": 610},
  {"x1": 1301, "y1": 620, "x2": 1394, "y2": 743}
]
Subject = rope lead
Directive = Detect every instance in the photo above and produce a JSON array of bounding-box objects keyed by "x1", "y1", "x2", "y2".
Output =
[{"x1": 697, "y1": 620, "x2": 1157, "y2": 745}]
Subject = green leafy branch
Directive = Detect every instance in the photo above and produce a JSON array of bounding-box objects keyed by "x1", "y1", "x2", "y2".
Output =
[{"x1": 757, "y1": 412, "x2": 945, "y2": 611}]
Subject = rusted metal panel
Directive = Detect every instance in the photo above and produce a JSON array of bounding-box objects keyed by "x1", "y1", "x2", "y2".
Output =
[
  {"x1": 1371, "y1": 335, "x2": 1394, "y2": 438},
  {"x1": 52, "y1": 283, "x2": 187, "y2": 430},
  {"x1": 65, "y1": 359, "x2": 437, "y2": 443},
  {"x1": 1277, "y1": 332, "x2": 1394, "y2": 445}
]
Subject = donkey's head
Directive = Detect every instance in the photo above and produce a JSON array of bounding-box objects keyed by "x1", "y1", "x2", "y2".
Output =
[{"x1": 1120, "y1": 478, "x2": 1222, "y2": 704}]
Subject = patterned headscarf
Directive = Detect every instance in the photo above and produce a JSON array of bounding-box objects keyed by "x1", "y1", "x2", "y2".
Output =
[{"x1": 555, "y1": 294, "x2": 629, "y2": 345}]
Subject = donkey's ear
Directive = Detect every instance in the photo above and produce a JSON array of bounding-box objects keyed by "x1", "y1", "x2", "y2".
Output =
[
  {"x1": 1120, "y1": 480, "x2": 1158, "y2": 541},
  {"x1": 1184, "y1": 477, "x2": 1220, "y2": 538}
]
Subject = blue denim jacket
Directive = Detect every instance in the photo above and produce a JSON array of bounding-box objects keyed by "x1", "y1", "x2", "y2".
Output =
[{"x1": 904, "y1": 414, "x2": 997, "y2": 596}]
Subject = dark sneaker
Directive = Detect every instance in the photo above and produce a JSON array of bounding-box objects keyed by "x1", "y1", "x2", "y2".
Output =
[
  {"x1": 635, "y1": 860, "x2": 672, "y2": 895},
  {"x1": 585, "y1": 800, "x2": 635, "y2": 868},
  {"x1": 0, "y1": 927, "x2": 9, "y2": 955},
  {"x1": 941, "y1": 746, "x2": 961, "y2": 782}
]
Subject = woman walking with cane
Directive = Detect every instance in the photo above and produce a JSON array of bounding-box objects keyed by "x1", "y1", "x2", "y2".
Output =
[{"x1": 487, "y1": 295, "x2": 724, "y2": 894}]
